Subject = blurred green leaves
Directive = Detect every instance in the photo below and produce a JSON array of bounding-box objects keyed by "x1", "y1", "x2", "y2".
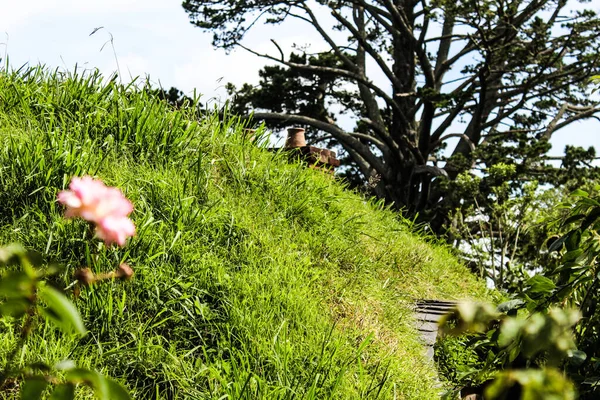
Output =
[
  {"x1": 485, "y1": 368, "x2": 576, "y2": 400},
  {"x1": 438, "y1": 189, "x2": 600, "y2": 398},
  {"x1": 38, "y1": 285, "x2": 86, "y2": 337},
  {"x1": 64, "y1": 368, "x2": 131, "y2": 400},
  {"x1": 0, "y1": 244, "x2": 129, "y2": 398},
  {"x1": 20, "y1": 377, "x2": 49, "y2": 400}
]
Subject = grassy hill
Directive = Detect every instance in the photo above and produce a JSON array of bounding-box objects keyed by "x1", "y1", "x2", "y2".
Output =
[{"x1": 0, "y1": 66, "x2": 490, "y2": 399}]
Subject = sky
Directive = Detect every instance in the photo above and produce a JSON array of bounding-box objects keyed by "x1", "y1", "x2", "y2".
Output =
[{"x1": 1, "y1": 0, "x2": 599, "y2": 157}]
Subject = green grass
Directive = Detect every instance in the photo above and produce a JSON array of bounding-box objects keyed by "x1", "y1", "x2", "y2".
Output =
[{"x1": 0, "y1": 65, "x2": 491, "y2": 399}]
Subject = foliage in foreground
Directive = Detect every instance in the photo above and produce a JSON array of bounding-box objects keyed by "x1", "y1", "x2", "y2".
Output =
[
  {"x1": 437, "y1": 189, "x2": 600, "y2": 399},
  {"x1": 0, "y1": 244, "x2": 132, "y2": 400},
  {"x1": 0, "y1": 66, "x2": 490, "y2": 399}
]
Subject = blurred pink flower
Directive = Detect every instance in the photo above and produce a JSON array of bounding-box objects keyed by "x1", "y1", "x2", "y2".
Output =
[
  {"x1": 95, "y1": 216, "x2": 136, "y2": 247},
  {"x1": 58, "y1": 176, "x2": 135, "y2": 246}
]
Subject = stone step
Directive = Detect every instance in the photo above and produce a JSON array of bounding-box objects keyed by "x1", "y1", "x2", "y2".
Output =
[{"x1": 414, "y1": 299, "x2": 459, "y2": 361}]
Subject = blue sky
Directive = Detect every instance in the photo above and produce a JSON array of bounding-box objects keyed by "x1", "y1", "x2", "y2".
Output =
[{"x1": 1, "y1": 0, "x2": 598, "y2": 157}]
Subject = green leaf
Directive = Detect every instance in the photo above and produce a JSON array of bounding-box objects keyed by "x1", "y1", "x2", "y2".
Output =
[
  {"x1": 49, "y1": 383, "x2": 75, "y2": 400},
  {"x1": 0, "y1": 271, "x2": 35, "y2": 298},
  {"x1": 485, "y1": 368, "x2": 576, "y2": 400},
  {"x1": 526, "y1": 275, "x2": 555, "y2": 295},
  {"x1": 566, "y1": 230, "x2": 582, "y2": 251},
  {"x1": 563, "y1": 214, "x2": 586, "y2": 226},
  {"x1": 0, "y1": 243, "x2": 26, "y2": 264},
  {"x1": 582, "y1": 207, "x2": 600, "y2": 230},
  {"x1": 497, "y1": 299, "x2": 525, "y2": 313},
  {"x1": 0, "y1": 298, "x2": 30, "y2": 317},
  {"x1": 27, "y1": 362, "x2": 52, "y2": 373},
  {"x1": 65, "y1": 367, "x2": 103, "y2": 386},
  {"x1": 105, "y1": 378, "x2": 132, "y2": 400},
  {"x1": 548, "y1": 235, "x2": 567, "y2": 252},
  {"x1": 25, "y1": 249, "x2": 45, "y2": 268},
  {"x1": 562, "y1": 249, "x2": 584, "y2": 262},
  {"x1": 65, "y1": 368, "x2": 131, "y2": 399},
  {"x1": 66, "y1": 368, "x2": 109, "y2": 398},
  {"x1": 498, "y1": 318, "x2": 524, "y2": 347},
  {"x1": 578, "y1": 197, "x2": 600, "y2": 207},
  {"x1": 508, "y1": 343, "x2": 521, "y2": 363},
  {"x1": 38, "y1": 285, "x2": 87, "y2": 337},
  {"x1": 20, "y1": 377, "x2": 48, "y2": 400},
  {"x1": 571, "y1": 189, "x2": 589, "y2": 197}
]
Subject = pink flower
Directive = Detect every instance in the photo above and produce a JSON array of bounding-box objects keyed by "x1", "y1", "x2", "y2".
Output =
[
  {"x1": 58, "y1": 177, "x2": 133, "y2": 221},
  {"x1": 58, "y1": 176, "x2": 136, "y2": 246},
  {"x1": 95, "y1": 216, "x2": 136, "y2": 247}
]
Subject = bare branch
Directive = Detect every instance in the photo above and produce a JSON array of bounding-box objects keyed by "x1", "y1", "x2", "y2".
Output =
[
  {"x1": 348, "y1": 3, "x2": 393, "y2": 156},
  {"x1": 234, "y1": 41, "x2": 408, "y2": 124},
  {"x1": 330, "y1": 8, "x2": 403, "y2": 90},
  {"x1": 542, "y1": 103, "x2": 570, "y2": 140},
  {"x1": 300, "y1": 4, "x2": 356, "y2": 70},
  {"x1": 270, "y1": 39, "x2": 284, "y2": 61},
  {"x1": 547, "y1": 106, "x2": 600, "y2": 137},
  {"x1": 413, "y1": 165, "x2": 449, "y2": 178},
  {"x1": 417, "y1": 0, "x2": 430, "y2": 48},
  {"x1": 432, "y1": 133, "x2": 476, "y2": 153},
  {"x1": 316, "y1": 131, "x2": 388, "y2": 150},
  {"x1": 351, "y1": 0, "x2": 394, "y2": 22},
  {"x1": 430, "y1": 79, "x2": 479, "y2": 141}
]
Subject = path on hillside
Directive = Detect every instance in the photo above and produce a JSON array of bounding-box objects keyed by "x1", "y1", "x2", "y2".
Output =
[{"x1": 414, "y1": 300, "x2": 458, "y2": 360}]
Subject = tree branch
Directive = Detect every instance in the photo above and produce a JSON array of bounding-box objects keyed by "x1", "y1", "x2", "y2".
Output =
[
  {"x1": 431, "y1": 133, "x2": 476, "y2": 153},
  {"x1": 545, "y1": 106, "x2": 600, "y2": 138},
  {"x1": 434, "y1": 10, "x2": 455, "y2": 91},
  {"x1": 348, "y1": 3, "x2": 391, "y2": 153},
  {"x1": 430, "y1": 78, "x2": 479, "y2": 141},
  {"x1": 234, "y1": 41, "x2": 409, "y2": 125},
  {"x1": 330, "y1": 8, "x2": 403, "y2": 90},
  {"x1": 316, "y1": 131, "x2": 389, "y2": 152},
  {"x1": 300, "y1": 4, "x2": 356, "y2": 70},
  {"x1": 417, "y1": 0, "x2": 430, "y2": 49},
  {"x1": 379, "y1": 0, "x2": 435, "y2": 87},
  {"x1": 251, "y1": 112, "x2": 387, "y2": 175},
  {"x1": 413, "y1": 165, "x2": 449, "y2": 178}
]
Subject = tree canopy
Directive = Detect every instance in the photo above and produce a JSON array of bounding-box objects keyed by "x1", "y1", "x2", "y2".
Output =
[{"x1": 183, "y1": 0, "x2": 600, "y2": 233}]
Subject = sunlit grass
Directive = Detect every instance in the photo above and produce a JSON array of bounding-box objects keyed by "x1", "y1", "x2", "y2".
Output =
[{"x1": 0, "y1": 65, "x2": 491, "y2": 399}]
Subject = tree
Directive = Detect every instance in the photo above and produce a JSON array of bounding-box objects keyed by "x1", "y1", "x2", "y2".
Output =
[
  {"x1": 148, "y1": 86, "x2": 200, "y2": 109},
  {"x1": 447, "y1": 176, "x2": 598, "y2": 291},
  {"x1": 182, "y1": 0, "x2": 600, "y2": 232}
]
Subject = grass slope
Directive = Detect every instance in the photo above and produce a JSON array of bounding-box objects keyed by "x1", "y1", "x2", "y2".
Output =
[{"x1": 0, "y1": 67, "x2": 490, "y2": 399}]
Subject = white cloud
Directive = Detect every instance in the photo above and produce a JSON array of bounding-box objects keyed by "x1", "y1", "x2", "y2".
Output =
[
  {"x1": 1, "y1": 0, "x2": 169, "y2": 28},
  {"x1": 172, "y1": 48, "x2": 266, "y2": 104}
]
